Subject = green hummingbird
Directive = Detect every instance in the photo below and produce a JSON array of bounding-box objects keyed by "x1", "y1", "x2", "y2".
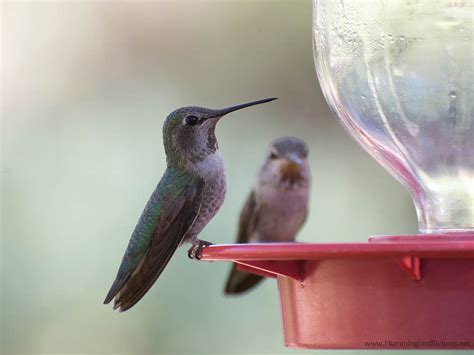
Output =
[{"x1": 104, "y1": 98, "x2": 277, "y2": 311}]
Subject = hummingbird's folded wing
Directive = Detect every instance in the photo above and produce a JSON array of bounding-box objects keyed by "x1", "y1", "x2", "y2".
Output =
[
  {"x1": 104, "y1": 168, "x2": 205, "y2": 311},
  {"x1": 224, "y1": 190, "x2": 264, "y2": 294},
  {"x1": 235, "y1": 190, "x2": 259, "y2": 244}
]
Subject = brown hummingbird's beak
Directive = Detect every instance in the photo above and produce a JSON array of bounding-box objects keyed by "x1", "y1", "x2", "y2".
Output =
[{"x1": 211, "y1": 98, "x2": 278, "y2": 118}]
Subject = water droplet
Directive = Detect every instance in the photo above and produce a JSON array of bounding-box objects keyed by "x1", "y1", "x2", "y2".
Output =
[
  {"x1": 449, "y1": 91, "x2": 457, "y2": 100},
  {"x1": 361, "y1": 95, "x2": 366, "y2": 100},
  {"x1": 399, "y1": 35, "x2": 405, "y2": 41}
]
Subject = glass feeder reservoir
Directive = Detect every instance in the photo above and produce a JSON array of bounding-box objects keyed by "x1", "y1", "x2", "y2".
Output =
[{"x1": 313, "y1": 0, "x2": 473, "y2": 234}]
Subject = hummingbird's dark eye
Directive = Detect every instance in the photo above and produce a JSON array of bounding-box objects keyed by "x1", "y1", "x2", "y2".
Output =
[
  {"x1": 270, "y1": 152, "x2": 279, "y2": 159},
  {"x1": 185, "y1": 115, "x2": 200, "y2": 126}
]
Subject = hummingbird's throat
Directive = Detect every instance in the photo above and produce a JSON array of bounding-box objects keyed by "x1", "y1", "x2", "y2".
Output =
[{"x1": 280, "y1": 162, "x2": 303, "y2": 186}]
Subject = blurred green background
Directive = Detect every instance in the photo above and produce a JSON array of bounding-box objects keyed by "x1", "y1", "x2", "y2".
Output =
[{"x1": 2, "y1": 1, "x2": 465, "y2": 355}]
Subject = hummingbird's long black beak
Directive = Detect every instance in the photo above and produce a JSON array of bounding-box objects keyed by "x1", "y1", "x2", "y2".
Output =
[{"x1": 211, "y1": 98, "x2": 278, "y2": 117}]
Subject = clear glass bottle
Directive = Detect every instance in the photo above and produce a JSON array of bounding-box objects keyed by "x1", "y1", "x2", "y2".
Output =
[{"x1": 313, "y1": 0, "x2": 473, "y2": 234}]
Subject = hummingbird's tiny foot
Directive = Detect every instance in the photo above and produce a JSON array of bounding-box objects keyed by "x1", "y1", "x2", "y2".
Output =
[
  {"x1": 187, "y1": 245, "x2": 196, "y2": 259},
  {"x1": 188, "y1": 240, "x2": 213, "y2": 260},
  {"x1": 195, "y1": 240, "x2": 213, "y2": 260}
]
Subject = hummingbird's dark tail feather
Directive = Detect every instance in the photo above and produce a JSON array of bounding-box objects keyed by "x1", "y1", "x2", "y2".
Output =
[
  {"x1": 102, "y1": 205, "x2": 185, "y2": 310},
  {"x1": 110, "y1": 231, "x2": 183, "y2": 312},
  {"x1": 103, "y1": 218, "x2": 184, "y2": 310},
  {"x1": 224, "y1": 263, "x2": 264, "y2": 295},
  {"x1": 104, "y1": 176, "x2": 205, "y2": 311}
]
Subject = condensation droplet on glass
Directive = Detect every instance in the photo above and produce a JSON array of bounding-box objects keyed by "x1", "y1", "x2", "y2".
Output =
[
  {"x1": 449, "y1": 91, "x2": 457, "y2": 100},
  {"x1": 399, "y1": 35, "x2": 405, "y2": 41},
  {"x1": 406, "y1": 122, "x2": 420, "y2": 137}
]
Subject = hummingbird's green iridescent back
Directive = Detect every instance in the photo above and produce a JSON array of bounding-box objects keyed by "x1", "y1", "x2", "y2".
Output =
[{"x1": 104, "y1": 165, "x2": 204, "y2": 311}]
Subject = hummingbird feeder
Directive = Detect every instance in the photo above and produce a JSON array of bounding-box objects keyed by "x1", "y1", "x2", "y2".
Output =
[{"x1": 201, "y1": 0, "x2": 474, "y2": 349}]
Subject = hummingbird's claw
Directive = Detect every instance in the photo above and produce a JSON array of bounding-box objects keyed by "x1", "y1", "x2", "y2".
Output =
[
  {"x1": 187, "y1": 246, "x2": 194, "y2": 259},
  {"x1": 188, "y1": 240, "x2": 213, "y2": 260},
  {"x1": 195, "y1": 240, "x2": 213, "y2": 260}
]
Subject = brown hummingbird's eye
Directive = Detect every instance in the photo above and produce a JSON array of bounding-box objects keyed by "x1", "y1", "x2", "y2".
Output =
[
  {"x1": 270, "y1": 152, "x2": 278, "y2": 159},
  {"x1": 185, "y1": 115, "x2": 199, "y2": 126}
]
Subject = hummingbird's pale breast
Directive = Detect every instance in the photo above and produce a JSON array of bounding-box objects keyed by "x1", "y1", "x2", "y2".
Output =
[
  {"x1": 185, "y1": 152, "x2": 227, "y2": 242},
  {"x1": 250, "y1": 183, "x2": 309, "y2": 242},
  {"x1": 190, "y1": 151, "x2": 225, "y2": 179}
]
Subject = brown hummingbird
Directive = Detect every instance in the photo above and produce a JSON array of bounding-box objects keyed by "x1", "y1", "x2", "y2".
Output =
[{"x1": 225, "y1": 137, "x2": 311, "y2": 295}]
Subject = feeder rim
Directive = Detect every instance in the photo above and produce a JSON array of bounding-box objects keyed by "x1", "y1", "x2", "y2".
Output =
[{"x1": 199, "y1": 237, "x2": 474, "y2": 261}]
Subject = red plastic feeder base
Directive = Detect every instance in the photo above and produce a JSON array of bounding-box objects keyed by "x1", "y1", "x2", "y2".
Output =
[{"x1": 200, "y1": 234, "x2": 474, "y2": 350}]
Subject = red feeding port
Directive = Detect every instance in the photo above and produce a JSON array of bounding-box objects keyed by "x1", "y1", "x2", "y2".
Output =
[{"x1": 200, "y1": 234, "x2": 474, "y2": 350}]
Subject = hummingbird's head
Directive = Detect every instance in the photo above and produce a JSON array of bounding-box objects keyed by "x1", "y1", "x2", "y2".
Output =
[
  {"x1": 258, "y1": 137, "x2": 310, "y2": 190},
  {"x1": 162, "y1": 98, "x2": 277, "y2": 166}
]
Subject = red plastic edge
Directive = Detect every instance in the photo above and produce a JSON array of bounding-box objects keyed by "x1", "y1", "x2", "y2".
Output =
[
  {"x1": 200, "y1": 239, "x2": 474, "y2": 261},
  {"x1": 236, "y1": 263, "x2": 277, "y2": 279},
  {"x1": 235, "y1": 260, "x2": 305, "y2": 281},
  {"x1": 200, "y1": 234, "x2": 474, "y2": 281}
]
